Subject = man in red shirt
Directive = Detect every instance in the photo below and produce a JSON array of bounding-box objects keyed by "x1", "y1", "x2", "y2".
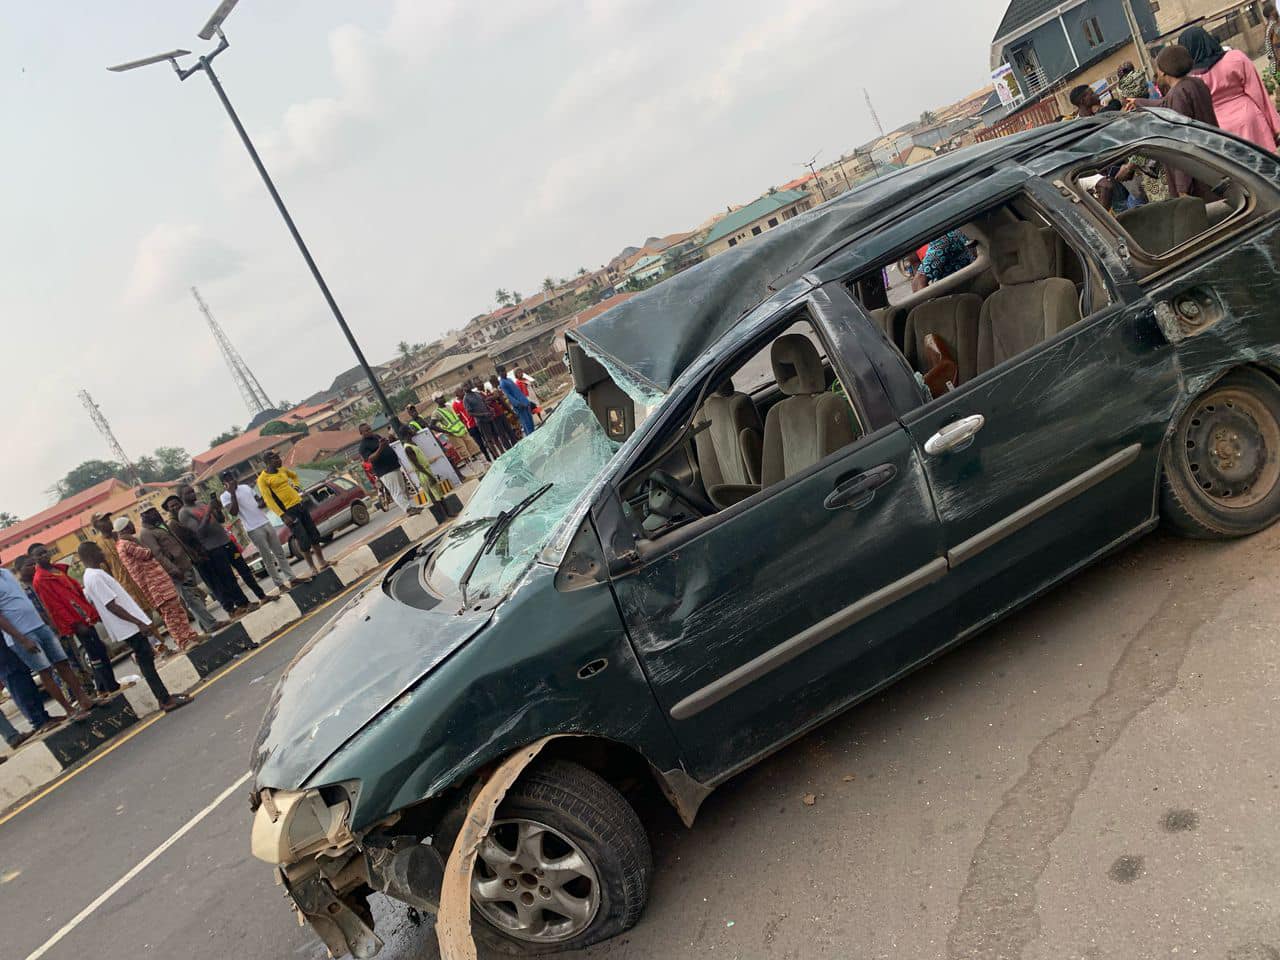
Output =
[
  {"x1": 28, "y1": 542, "x2": 121, "y2": 698},
  {"x1": 452, "y1": 387, "x2": 491, "y2": 462}
]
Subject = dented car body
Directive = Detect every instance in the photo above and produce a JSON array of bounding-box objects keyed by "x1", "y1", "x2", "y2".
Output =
[{"x1": 250, "y1": 112, "x2": 1280, "y2": 957}]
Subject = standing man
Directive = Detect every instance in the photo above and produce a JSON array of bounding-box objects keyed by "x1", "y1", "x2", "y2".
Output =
[
  {"x1": 15, "y1": 554, "x2": 92, "y2": 686},
  {"x1": 452, "y1": 388, "x2": 491, "y2": 462},
  {"x1": 514, "y1": 368, "x2": 543, "y2": 424},
  {"x1": 257, "y1": 451, "x2": 331, "y2": 572},
  {"x1": 222, "y1": 469, "x2": 306, "y2": 592},
  {"x1": 358, "y1": 423, "x2": 422, "y2": 516},
  {"x1": 138, "y1": 507, "x2": 221, "y2": 634},
  {"x1": 176, "y1": 485, "x2": 257, "y2": 619},
  {"x1": 0, "y1": 637, "x2": 50, "y2": 742},
  {"x1": 113, "y1": 516, "x2": 201, "y2": 651},
  {"x1": 3, "y1": 561, "x2": 97, "y2": 720},
  {"x1": 28, "y1": 542, "x2": 120, "y2": 700},
  {"x1": 91, "y1": 513, "x2": 153, "y2": 617},
  {"x1": 78, "y1": 543, "x2": 190, "y2": 714},
  {"x1": 497, "y1": 365, "x2": 536, "y2": 437}
]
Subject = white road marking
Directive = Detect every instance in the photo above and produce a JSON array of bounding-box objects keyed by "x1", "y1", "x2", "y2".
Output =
[{"x1": 23, "y1": 771, "x2": 252, "y2": 960}]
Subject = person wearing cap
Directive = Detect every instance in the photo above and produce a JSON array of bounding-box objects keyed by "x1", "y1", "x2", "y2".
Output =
[
  {"x1": 113, "y1": 516, "x2": 201, "y2": 651},
  {"x1": 91, "y1": 512, "x2": 153, "y2": 617},
  {"x1": 138, "y1": 506, "x2": 221, "y2": 634},
  {"x1": 77, "y1": 543, "x2": 190, "y2": 715},
  {"x1": 257, "y1": 451, "x2": 332, "y2": 571},
  {"x1": 222, "y1": 468, "x2": 307, "y2": 592}
]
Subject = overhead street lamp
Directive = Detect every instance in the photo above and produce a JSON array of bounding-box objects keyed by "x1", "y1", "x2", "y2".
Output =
[{"x1": 108, "y1": 0, "x2": 400, "y2": 427}]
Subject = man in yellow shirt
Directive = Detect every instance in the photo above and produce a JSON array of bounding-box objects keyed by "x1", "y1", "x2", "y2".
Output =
[{"x1": 257, "y1": 452, "x2": 329, "y2": 573}]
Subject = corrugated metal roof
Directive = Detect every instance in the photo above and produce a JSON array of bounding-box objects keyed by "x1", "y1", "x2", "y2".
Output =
[{"x1": 702, "y1": 190, "x2": 809, "y2": 245}]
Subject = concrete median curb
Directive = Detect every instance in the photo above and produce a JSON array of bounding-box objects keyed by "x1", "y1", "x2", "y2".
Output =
[{"x1": 0, "y1": 490, "x2": 472, "y2": 813}]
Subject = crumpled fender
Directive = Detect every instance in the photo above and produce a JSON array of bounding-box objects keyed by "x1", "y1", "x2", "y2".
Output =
[{"x1": 436, "y1": 737, "x2": 560, "y2": 960}]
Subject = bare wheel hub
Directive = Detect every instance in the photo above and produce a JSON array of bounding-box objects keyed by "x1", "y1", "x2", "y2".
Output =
[
  {"x1": 1182, "y1": 390, "x2": 1280, "y2": 508},
  {"x1": 471, "y1": 818, "x2": 601, "y2": 944}
]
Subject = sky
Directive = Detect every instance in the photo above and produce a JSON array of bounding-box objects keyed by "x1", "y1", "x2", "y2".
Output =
[{"x1": 1, "y1": 0, "x2": 1011, "y2": 517}]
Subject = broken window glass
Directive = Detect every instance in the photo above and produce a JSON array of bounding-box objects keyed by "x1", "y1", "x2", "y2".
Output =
[{"x1": 428, "y1": 392, "x2": 622, "y2": 602}]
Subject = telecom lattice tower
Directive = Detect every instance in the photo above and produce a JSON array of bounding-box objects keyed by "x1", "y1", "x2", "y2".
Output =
[
  {"x1": 192, "y1": 286, "x2": 274, "y2": 416},
  {"x1": 79, "y1": 390, "x2": 144, "y2": 488},
  {"x1": 864, "y1": 88, "x2": 885, "y2": 138}
]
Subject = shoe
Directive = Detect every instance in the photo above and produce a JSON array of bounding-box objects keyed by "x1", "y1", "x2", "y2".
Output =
[
  {"x1": 263, "y1": 593, "x2": 281, "y2": 603},
  {"x1": 244, "y1": 601, "x2": 261, "y2": 612}
]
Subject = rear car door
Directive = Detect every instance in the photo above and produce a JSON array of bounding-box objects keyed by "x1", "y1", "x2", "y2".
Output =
[
  {"x1": 604, "y1": 287, "x2": 953, "y2": 783},
  {"x1": 896, "y1": 179, "x2": 1181, "y2": 634}
]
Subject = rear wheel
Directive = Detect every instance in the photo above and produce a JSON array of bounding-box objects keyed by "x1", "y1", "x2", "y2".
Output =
[
  {"x1": 467, "y1": 760, "x2": 651, "y2": 955},
  {"x1": 351, "y1": 501, "x2": 370, "y2": 526},
  {"x1": 1162, "y1": 368, "x2": 1280, "y2": 539}
]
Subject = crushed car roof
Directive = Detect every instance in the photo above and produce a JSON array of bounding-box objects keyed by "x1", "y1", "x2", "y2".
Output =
[{"x1": 570, "y1": 112, "x2": 1184, "y2": 393}]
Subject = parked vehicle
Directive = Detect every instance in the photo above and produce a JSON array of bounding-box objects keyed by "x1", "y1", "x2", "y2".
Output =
[{"x1": 249, "y1": 111, "x2": 1280, "y2": 957}]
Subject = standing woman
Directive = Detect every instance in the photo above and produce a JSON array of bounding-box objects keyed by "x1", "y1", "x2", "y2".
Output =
[{"x1": 1181, "y1": 25, "x2": 1280, "y2": 150}]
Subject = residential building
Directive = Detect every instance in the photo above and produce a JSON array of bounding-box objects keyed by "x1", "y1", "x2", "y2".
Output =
[
  {"x1": 871, "y1": 132, "x2": 913, "y2": 167},
  {"x1": 0, "y1": 477, "x2": 131, "y2": 558},
  {"x1": 192, "y1": 432, "x2": 299, "y2": 487},
  {"x1": 413, "y1": 350, "x2": 498, "y2": 400},
  {"x1": 700, "y1": 189, "x2": 812, "y2": 258},
  {"x1": 283, "y1": 428, "x2": 366, "y2": 469},
  {"x1": 989, "y1": 0, "x2": 1159, "y2": 104},
  {"x1": 1151, "y1": 0, "x2": 1265, "y2": 37},
  {"x1": 898, "y1": 144, "x2": 937, "y2": 166}
]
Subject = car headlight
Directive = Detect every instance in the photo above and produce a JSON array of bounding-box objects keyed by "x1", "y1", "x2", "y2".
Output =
[{"x1": 251, "y1": 786, "x2": 356, "y2": 865}]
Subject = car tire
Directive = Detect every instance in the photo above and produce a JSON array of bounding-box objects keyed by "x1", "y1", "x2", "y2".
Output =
[
  {"x1": 351, "y1": 502, "x2": 370, "y2": 526},
  {"x1": 1161, "y1": 368, "x2": 1280, "y2": 539},
  {"x1": 467, "y1": 760, "x2": 651, "y2": 956}
]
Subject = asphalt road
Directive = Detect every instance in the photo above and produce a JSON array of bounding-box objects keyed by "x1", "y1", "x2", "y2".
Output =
[{"x1": 3, "y1": 524, "x2": 1278, "y2": 960}]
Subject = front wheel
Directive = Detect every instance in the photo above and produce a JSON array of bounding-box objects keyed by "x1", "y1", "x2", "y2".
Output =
[
  {"x1": 1161, "y1": 368, "x2": 1280, "y2": 539},
  {"x1": 351, "y1": 501, "x2": 371, "y2": 526},
  {"x1": 468, "y1": 760, "x2": 651, "y2": 955}
]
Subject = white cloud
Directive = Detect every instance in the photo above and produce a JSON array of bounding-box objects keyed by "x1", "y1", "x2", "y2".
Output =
[{"x1": 125, "y1": 222, "x2": 243, "y2": 305}]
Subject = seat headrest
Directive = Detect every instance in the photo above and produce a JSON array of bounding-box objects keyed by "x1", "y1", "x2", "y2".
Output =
[
  {"x1": 990, "y1": 221, "x2": 1054, "y2": 286},
  {"x1": 713, "y1": 379, "x2": 735, "y2": 398},
  {"x1": 771, "y1": 334, "x2": 825, "y2": 395}
]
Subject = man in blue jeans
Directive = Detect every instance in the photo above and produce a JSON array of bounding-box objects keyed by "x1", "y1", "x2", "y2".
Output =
[
  {"x1": 0, "y1": 567, "x2": 94, "y2": 723},
  {"x1": 0, "y1": 639, "x2": 52, "y2": 746}
]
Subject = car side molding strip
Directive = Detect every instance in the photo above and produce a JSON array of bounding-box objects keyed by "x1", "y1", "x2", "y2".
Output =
[
  {"x1": 668, "y1": 557, "x2": 949, "y2": 721},
  {"x1": 947, "y1": 443, "x2": 1142, "y2": 568}
]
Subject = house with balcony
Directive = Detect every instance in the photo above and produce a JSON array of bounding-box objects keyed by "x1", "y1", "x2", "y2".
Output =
[{"x1": 990, "y1": 0, "x2": 1159, "y2": 104}]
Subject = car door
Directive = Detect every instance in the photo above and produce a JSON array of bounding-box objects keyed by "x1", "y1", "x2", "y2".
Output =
[
  {"x1": 896, "y1": 180, "x2": 1181, "y2": 635},
  {"x1": 309, "y1": 484, "x2": 340, "y2": 535},
  {"x1": 605, "y1": 288, "x2": 953, "y2": 783}
]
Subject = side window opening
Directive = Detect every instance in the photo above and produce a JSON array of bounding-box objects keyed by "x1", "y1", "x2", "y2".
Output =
[
  {"x1": 847, "y1": 195, "x2": 1110, "y2": 404},
  {"x1": 1069, "y1": 144, "x2": 1253, "y2": 266},
  {"x1": 620, "y1": 316, "x2": 864, "y2": 542}
]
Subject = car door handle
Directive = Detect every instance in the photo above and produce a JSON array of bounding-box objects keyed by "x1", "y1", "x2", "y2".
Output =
[
  {"x1": 924, "y1": 414, "x2": 985, "y2": 456},
  {"x1": 824, "y1": 463, "x2": 897, "y2": 511}
]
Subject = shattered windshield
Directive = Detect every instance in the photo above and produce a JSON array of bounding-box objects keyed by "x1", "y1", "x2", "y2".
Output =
[{"x1": 427, "y1": 392, "x2": 622, "y2": 602}]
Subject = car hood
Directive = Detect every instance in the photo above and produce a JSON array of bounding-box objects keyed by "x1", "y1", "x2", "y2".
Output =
[{"x1": 251, "y1": 576, "x2": 490, "y2": 791}]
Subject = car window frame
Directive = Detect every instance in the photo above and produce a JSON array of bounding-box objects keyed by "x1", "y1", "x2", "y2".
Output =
[
  {"x1": 1051, "y1": 134, "x2": 1276, "y2": 284},
  {"x1": 839, "y1": 179, "x2": 1123, "y2": 419},
  {"x1": 600, "y1": 291, "x2": 894, "y2": 567}
]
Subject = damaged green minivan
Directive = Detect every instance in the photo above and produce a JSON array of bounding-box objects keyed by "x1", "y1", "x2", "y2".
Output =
[{"x1": 250, "y1": 111, "x2": 1280, "y2": 957}]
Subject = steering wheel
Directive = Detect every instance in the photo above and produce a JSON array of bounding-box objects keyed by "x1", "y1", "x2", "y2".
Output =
[{"x1": 649, "y1": 469, "x2": 716, "y2": 518}]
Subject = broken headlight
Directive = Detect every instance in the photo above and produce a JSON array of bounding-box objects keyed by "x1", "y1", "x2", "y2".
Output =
[{"x1": 250, "y1": 784, "x2": 358, "y2": 866}]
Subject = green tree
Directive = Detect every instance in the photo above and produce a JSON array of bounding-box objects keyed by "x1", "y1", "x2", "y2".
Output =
[
  {"x1": 509, "y1": 290, "x2": 522, "y2": 305},
  {"x1": 396, "y1": 340, "x2": 413, "y2": 360},
  {"x1": 55, "y1": 459, "x2": 122, "y2": 499},
  {"x1": 920, "y1": 109, "x2": 937, "y2": 126},
  {"x1": 261, "y1": 420, "x2": 308, "y2": 437},
  {"x1": 542, "y1": 277, "x2": 555, "y2": 294},
  {"x1": 494, "y1": 288, "x2": 511, "y2": 306},
  {"x1": 133, "y1": 456, "x2": 161, "y2": 482},
  {"x1": 153, "y1": 446, "x2": 190, "y2": 480},
  {"x1": 576, "y1": 266, "x2": 588, "y2": 276},
  {"x1": 0, "y1": 512, "x2": 19, "y2": 529},
  {"x1": 209, "y1": 426, "x2": 241, "y2": 447}
]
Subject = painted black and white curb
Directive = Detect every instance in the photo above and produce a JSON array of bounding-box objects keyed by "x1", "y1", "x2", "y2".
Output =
[{"x1": 0, "y1": 507, "x2": 449, "y2": 809}]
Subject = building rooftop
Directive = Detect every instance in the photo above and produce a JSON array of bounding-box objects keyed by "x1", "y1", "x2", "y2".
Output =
[
  {"x1": 415, "y1": 350, "x2": 492, "y2": 384},
  {"x1": 194, "y1": 433, "x2": 298, "y2": 483},
  {"x1": 993, "y1": 0, "x2": 1085, "y2": 43},
  {"x1": 283, "y1": 428, "x2": 365, "y2": 468},
  {"x1": 0, "y1": 477, "x2": 132, "y2": 553},
  {"x1": 702, "y1": 189, "x2": 809, "y2": 245}
]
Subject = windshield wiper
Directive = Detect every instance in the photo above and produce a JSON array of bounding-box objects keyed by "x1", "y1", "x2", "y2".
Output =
[{"x1": 457, "y1": 482, "x2": 553, "y2": 612}]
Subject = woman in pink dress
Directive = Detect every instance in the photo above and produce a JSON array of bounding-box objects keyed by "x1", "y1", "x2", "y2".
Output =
[{"x1": 1181, "y1": 26, "x2": 1280, "y2": 151}]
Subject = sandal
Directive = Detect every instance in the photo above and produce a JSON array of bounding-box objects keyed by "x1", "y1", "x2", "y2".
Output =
[{"x1": 161, "y1": 694, "x2": 192, "y2": 713}]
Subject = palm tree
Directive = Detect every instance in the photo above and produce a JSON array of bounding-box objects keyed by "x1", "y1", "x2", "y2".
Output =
[
  {"x1": 542, "y1": 277, "x2": 555, "y2": 294},
  {"x1": 494, "y1": 288, "x2": 511, "y2": 307},
  {"x1": 509, "y1": 290, "x2": 521, "y2": 305},
  {"x1": 396, "y1": 340, "x2": 413, "y2": 360},
  {"x1": 577, "y1": 266, "x2": 588, "y2": 277},
  {"x1": 919, "y1": 109, "x2": 938, "y2": 126},
  {"x1": 0, "y1": 511, "x2": 19, "y2": 529}
]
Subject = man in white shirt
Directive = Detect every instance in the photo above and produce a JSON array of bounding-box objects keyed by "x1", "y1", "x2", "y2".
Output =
[
  {"x1": 220, "y1": 469, "x2": 304, "y2": 591},
  {"x1": 77, "y1": 543, "x2": 190, "y2": 714}
]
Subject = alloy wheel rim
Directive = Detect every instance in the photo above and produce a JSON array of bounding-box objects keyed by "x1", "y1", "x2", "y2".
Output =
[
  {"x1": 471, "y1": 818, "x2": 601, "y2": 943},
  {"x1": 1180, "y1": 387, "x2": 1280, "y2": 509}
]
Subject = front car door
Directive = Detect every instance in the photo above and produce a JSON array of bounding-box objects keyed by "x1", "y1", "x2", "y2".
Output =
[{"x1": 602, "y1": 287, "x2": 952, "y2": 784}]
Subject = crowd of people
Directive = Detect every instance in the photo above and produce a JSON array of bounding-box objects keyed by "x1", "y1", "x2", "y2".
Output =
[{"x1": 1068, "y1": 19, "x2": 1280, "y2": 210}]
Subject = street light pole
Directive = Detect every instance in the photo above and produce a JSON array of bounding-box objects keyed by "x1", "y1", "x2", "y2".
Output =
[
  {"x1": 110, "y1": 27, "x2": 399, "y2": 428},
  {"x1": 1120, "y1": 0, "x2": 1156, "y2": 82}
]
